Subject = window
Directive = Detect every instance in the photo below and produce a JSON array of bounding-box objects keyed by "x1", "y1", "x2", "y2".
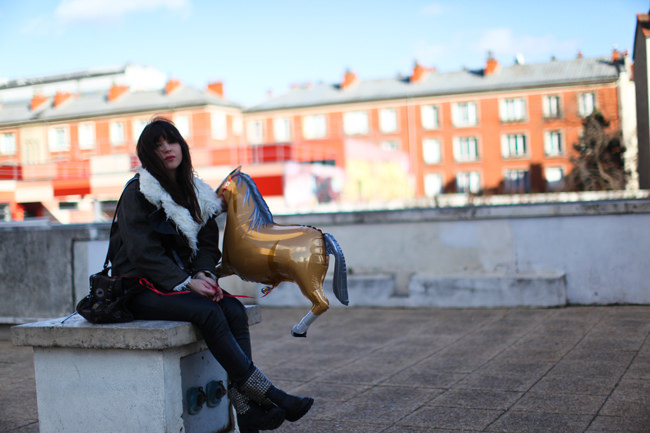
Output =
[
  {"x1": 578, "y1": 92, "x2": 596, "y2": 117},
  {"x1": 501, "y1": 133, "x2": 528, "y2": 158},
  {"x1": 211, "y1": 111, "x2": 227, "y2": 140},
  {"x1": 273, "y1": 118, "x2": 291, "y2": 142},
  {"x1": 49, "y1": 126, "x2": 70, "y2": 152},
  {"x1": 78, "y1": 123, "x2": 95, "y2": 150},
  {"x1": 504, "y1": 169, "x2": 531, "y2": 193},
  {"x1": 109, "y1": 121, "x2": 125, "y2": 146},
  {"x1": 380, "y1": 140, "x2": 399, "y2": 151},
  {"x1": 422, "y1": 138, "x2": 441, "y2": 164},
  {"x1": 0, "y1": 203, "x2": 9, "y2": 221},
  {"x1": 456, "y1": 171, "x2": 481, "y2": 194},
  {"x1": 343, "y1": 111, "x2": 369, "y2": 135},
  {"x1": 453, "y1": 136, "x2": 479, "y2": 162},
  {"x1": 499, "y1": 98, "x2": 526, "y2": 122},
  {"x1": 544, "y1": 130, "x2": 563, "y2": 156},
  {"x1": 543, "y1": 95, "x2": 561, "y2": 119},
  {"x1": 302, "y1": 115, "x2": 327, "y2": 139},
  {"x1": 545, "y1": 167, "x2": 564, "y2": 192},
  {"x1": 452, "y1": 102, "x2": 478, "y2": 127},
  {"x1": 174, "y1": 115, "x2": 190, "y2": 138},
  {"x1": 379, "y1": 108, "x2": 398, "y2": 133},
  {"x1": 421, "y1": 105, "x2": 439, "y2": 130},
  {"x1": 58, "y1": 201, "x2": 79, "y2": 210},
  {"x1": 132, "y1": 119, "x2": 148, "y2": 142},
  {"x1": 0, "y1": 133, "x2": 16, "y2": 155},
  {"x1": 247, "y1": 120, "x2": 264, "y2": 145},
  {"x1": 424, "y1": 173, "x2": 443, "y2": 197}
]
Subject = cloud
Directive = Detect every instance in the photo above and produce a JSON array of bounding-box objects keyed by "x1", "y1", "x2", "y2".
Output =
[
  {"x1": 420, "y1": 2, "x2": 445, "y2": 16},
  {"x1": 55, "y1": 0, "x2": 191, "y2": 25},
  {"x1": 472, "y1": 27, "x2": 581, "y2": 61}
]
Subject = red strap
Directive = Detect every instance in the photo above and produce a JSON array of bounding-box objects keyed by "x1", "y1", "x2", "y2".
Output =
[{"x1": 138, "y1": 277, "x2": 255, "y2": 299}]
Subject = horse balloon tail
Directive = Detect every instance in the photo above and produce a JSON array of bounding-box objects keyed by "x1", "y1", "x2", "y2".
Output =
[{"x1": 324, "y1": 233, "x2": 349, "y2": 306}]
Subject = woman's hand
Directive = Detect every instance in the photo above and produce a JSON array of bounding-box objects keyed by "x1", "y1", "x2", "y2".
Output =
[{"x1": 187, "y1": 272, "x2": 223, "y2": 302}]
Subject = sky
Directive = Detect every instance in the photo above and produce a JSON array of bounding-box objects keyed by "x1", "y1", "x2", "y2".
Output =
[{"x1": 0, "y1": 0, "x2": 647, "y2": 107}]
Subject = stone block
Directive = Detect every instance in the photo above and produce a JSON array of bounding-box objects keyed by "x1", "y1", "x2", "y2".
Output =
[{"x1": 407, "y1": 272, "x2": 567, "y2": 308}]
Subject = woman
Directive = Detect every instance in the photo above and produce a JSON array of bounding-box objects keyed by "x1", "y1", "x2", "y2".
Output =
[{"x1": 110, "y1": 117, "x2": 313, "y2": 432}]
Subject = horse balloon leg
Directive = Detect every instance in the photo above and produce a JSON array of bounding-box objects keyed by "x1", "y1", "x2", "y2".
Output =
[{"x1": 291, "y1": 288, "x2": 329, "y2": 337}]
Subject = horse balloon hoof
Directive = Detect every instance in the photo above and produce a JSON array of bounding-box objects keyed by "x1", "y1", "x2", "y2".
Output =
[{"x1": 291, "y1": 322, "x2": 308, "y2": 337}]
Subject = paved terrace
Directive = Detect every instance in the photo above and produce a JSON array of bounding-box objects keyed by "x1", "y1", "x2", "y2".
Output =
[{"x1": 2, "y1": 306, "x2": 649, "y2": 433}]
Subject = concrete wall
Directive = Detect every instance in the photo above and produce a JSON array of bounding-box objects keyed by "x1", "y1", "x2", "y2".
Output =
[
  {"x1": 0, "y1": 222, "x2": 111, "y2": 323},
  {"x1": 1, "y1": 199, "x2": 649, "y2": 323}
]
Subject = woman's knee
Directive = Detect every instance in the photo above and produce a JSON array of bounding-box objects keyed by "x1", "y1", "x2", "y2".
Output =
[{"x1": 221, "y1": 298, "x2": 248, "y2": 324}]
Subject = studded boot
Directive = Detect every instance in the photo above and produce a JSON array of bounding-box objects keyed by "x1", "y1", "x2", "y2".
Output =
[
  {"x1": 229, "y1": 386, "x2": 285, "y2": 432},
  {"x1": 238, "y1": 367, "x2": 314, "y2": 422}
]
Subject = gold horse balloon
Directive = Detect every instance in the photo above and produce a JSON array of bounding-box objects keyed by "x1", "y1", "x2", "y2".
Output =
[{"x1": 215, "y1": 167, "x2": 349, "y2": 337}]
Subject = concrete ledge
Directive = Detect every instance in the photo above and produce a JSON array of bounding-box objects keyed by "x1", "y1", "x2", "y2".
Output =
[
  {"x1": 11, "y1": 304, "x2": 261, "y2": 349},
  {"x1": 407, "y1": 272, "x2": 567, "y2": 308}
]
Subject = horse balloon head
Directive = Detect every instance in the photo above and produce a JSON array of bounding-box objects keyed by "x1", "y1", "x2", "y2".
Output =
[{"x1": 215, "y1": 166, "x2": 242, "y2": 209}]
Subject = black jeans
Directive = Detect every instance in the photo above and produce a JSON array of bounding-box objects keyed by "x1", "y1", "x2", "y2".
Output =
[{"x1": 129, "y1": 289, "x2": 253, "y2": 383}]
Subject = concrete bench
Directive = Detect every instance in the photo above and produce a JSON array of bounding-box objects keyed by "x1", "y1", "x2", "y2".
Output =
[{"x1": 11, "y1": 305, "x2": 261, "y2": 433}]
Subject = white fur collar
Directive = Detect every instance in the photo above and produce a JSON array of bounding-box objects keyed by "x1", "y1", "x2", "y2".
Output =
[{"x1": 136, "y1": 167, "x2": 223, "y2": 254}]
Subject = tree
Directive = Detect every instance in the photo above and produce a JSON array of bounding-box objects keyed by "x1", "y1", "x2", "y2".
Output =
[{"x1": 564, "y1": 111, "x2": 626, "y2": 191}]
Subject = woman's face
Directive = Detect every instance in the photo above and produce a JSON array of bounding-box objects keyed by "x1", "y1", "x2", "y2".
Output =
[{"x1": 155, "y1": 139, "x2": 183, "y2": 179}]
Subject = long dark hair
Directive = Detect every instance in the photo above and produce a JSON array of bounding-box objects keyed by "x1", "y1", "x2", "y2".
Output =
[{"x1": 136, "y1": 117, "x2": 202, "y2": 223}]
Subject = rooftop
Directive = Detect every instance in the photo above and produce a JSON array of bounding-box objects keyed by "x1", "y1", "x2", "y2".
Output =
[
  {"x1": 247, "y1": 56, "x2": 625, "y2": 112},
  {"x1": 0, "y1": 85, "x2": 240, "y2": 126}
]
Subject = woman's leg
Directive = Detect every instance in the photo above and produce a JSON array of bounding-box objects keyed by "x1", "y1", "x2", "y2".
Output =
[
  {"x1": 218, "y1": 294, "x2": 252, "y2": 359},
  {"x1": 130, "y1": 290, "x2": 286, "y2": 430},
  {"x1": 129, "y1": 290, "x2": 252, "y2": 382},
  {"x1": 130, "y1": 290, "x2": 312, "y2": 423}
]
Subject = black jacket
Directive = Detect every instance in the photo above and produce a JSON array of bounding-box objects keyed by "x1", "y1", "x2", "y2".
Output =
[{"x1": 110, "y1": 168, "x2": 223, "y2": 292}]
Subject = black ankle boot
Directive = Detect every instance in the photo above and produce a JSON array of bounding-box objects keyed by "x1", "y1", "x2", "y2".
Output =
[
  {"x1": 239, "y1": 367, "x2": 314, "y2": 422},
  {"x1": 230, "y1": 387, "x2": 286, "y2": 431}
]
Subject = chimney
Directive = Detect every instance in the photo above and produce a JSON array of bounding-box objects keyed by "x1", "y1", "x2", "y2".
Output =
[
  {"x1": 30, "y1": 94, "x2": 48, "y2": 111},
  {"x1": 340, "y1": 69, "x2": 358, "y2": 89},
  {"x1": 410, "y1": 61, "x2": 436, "y2": 83},
  {"x1": 484, "y1": 52, "x2": 499, "y2": 76},
  {"x1": 108, "y1": 84, "x2": 129, "y2": 102},
  {"x1": 577, "y1": 50, "x2": 583, "y2": 59},
  {"x1": 53, "y1": 91, "x2": 72, "y2": 107},
  {"x1": 207, "y1": 81, "x2": 224, "y2": 98},
  {"x1": 165, "y1": 79, "x2": 182, "y2": 94},
  {"x1": 612, "y1": 48, "x2": 620, "y2": 63}
]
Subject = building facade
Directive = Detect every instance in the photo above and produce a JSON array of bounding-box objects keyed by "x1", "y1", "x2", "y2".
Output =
[
  {"x1": 0, "y1": 66, "x2": 248, "y2": 222},
  {"x1": 0, "y1": 51, "x2": 637, "y2": 223},
  {"x1": 246, "y1": 51, "x2": 636, "y2": 200}
]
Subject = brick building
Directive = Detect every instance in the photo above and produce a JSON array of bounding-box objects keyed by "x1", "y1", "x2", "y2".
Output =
[
  {"x1": 0, "y1": 52, "x2": 637, "y2": 223},
  {"x1": 246, "y1": 51, "x2": 636, "y2": 200},
  {"x1": 0, "y1": 65, "x2": 247, "y2": 222}
]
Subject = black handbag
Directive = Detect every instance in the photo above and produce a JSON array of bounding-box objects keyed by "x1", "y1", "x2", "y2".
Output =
[
  {"x1": 76, "y1": 271, "x2": 142, "y2": 323},
  {"x1": 75, "y1": 177, "x2": 143, "y2": 324}
]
